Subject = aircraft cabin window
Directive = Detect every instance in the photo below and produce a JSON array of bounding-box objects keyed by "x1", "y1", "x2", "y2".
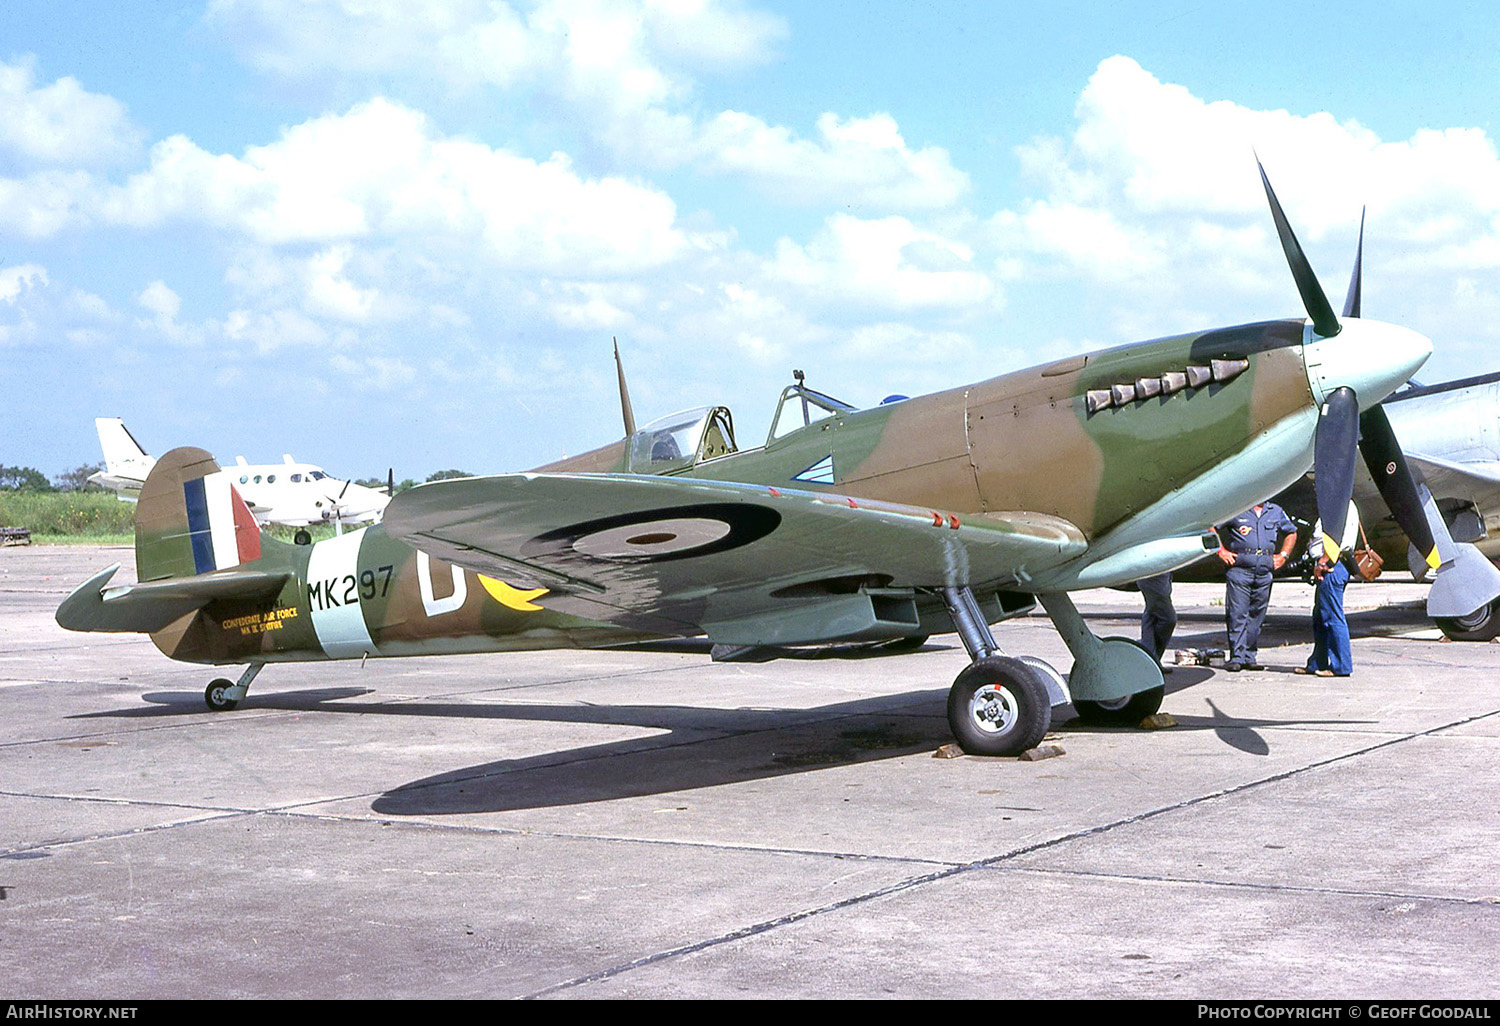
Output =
[
  {"x1": 311, "y1": 471, "x2": 327, "y2": 480},
  {"x1": 268, "y1": 475, "x2": 276, "y2": 484},
  {"x1": 253, "y1": 475, "x2": 262, "y2": 484},
  {"x1": 240, "y1": 475, "x2": 249, "y2": 484},
  {"x1": 290, "y1": 474, "x2": 302, "y2": 483}
]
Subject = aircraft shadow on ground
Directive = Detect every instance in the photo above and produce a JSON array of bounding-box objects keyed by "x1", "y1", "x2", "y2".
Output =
[{"x1": 68, "y1": 664, "x2": 1364, "y2": 813}]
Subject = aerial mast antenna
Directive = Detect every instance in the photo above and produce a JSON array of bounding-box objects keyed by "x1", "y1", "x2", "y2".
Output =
[{"x1": 614, "y1": 337, "x2": 637, "y2": 437}]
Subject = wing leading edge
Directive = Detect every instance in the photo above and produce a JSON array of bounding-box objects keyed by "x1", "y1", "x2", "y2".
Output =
[{"x1": 384, "y1": 473, "x2": 1085, "y2": 644}]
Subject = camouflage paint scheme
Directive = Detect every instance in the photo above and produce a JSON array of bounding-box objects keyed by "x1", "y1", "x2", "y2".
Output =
[
  {"x1": 58, "y1": 315, "x2": 1423, "y2": 704},
  {"x1": 383, "y1": 318, "x2": 1406, "y2": 668},
  {"x1": 61, "y1": 447, "x2": 653, "y2": 667},
  {"x1": 542, "y1": 320, "x2": 1311, "y2": 538}
]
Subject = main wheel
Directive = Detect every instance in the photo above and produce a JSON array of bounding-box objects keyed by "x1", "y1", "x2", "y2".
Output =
[
  {"x1": 1074, "y1": 685, "x2": 1165, "y2": 725},
  {"x1": 204, "y1": 679, "x2": 239, "y2": 711},
  {"x1": 946, "y1": 656, "x2": 1052, "y2": 757},
  {"x1": 1435, "y1": 597, "x2": 1500, "y2": 642}
]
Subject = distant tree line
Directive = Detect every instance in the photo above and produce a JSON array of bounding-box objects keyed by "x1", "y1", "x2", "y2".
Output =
[
  {"x1": 4, "y1": 462, "x2": 472, "y2": 494},
  {"x1": 0, "y1": 463, "x2": 105, "y2": 492},
  {"x1": 353, "y1": 469, "x2": 476, "y2": 494}
]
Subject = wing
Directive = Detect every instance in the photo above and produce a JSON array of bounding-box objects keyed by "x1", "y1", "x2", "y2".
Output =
[
  {"x1": 56, "y1": 563, "x2": 291, "y2": 634},
  {"x1": 384, "y1": 473, "x2": 1084, "y2": 645},
  {"x1": 1404, "y1": 452, "x2": 1500, "y2": 514}
]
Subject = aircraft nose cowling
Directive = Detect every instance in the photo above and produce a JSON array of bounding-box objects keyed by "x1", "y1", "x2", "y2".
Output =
[{"x1": 1303, "y1": 319, "x2": 1433, "y2": 409}]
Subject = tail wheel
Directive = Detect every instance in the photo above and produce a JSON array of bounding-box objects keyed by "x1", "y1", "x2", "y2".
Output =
[
  {"x1": 946, "y1": 656, "x2": 1052, "y2": 756},
  {"x1": 1074, "y1": 686, "x2": 1164, "y2": 726},
  {"x1": 205, "y1": 679, "x2": 239, "y2": 712},
  {"x1": 1435, "y1": 597, "x2": 1500, "y2": 642}
]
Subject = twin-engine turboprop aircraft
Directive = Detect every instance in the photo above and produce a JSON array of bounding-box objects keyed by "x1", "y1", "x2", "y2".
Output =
[
  {"x1": 89, "y1": 417, "x2": 390, "y2": 529},
  {"x1": 57, "y1": 166, "x2": 1440, "y2": 756}
]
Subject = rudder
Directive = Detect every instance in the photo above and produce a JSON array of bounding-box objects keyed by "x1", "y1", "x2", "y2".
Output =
[{"x1": 136, "y1": 447, "x2": 265, "y2": 582}]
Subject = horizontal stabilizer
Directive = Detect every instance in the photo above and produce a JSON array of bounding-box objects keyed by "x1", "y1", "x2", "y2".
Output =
[{"x1": 55, "y1": 563, "x2": 290, "y2": 634}]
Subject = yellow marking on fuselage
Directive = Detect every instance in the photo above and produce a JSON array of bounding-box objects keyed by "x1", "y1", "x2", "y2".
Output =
[{"x1": 478, "y1": 575, "x2": 549, "y2": 612}]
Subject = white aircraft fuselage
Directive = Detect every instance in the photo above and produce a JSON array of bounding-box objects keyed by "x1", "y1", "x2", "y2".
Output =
[{"x1": 89, "y1": 418, "x2": 389, "y2": 528}]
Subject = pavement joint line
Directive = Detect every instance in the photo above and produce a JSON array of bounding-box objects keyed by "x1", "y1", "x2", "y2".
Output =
[
  {"x1": 1, "y1": 809, "x2": 256, "y2": 859},
  {"x1": 371, "y1": 671, "x2": 717, "y2": 705},
  {"x1": 521, "y1": 860, "x2": 973, "y2": 1000},
  {"x1": 523, "y1": 702, "x2": 1500, "y2": 998},
  {"x1": 258, "y1": 802, "x2": 960, "y2": 868},
  {"x1": 0, "y1": 710, "x2": 326, "y2": 750},
  {"x1": 967, "y1": 704, "x2": 1500, "y2": 875},
  {"x1": 994, "y1": 864, "x2": 1499, "y2": 907},
  {"x1": 2, "y1": 785, "x2": 959, "y2": 871}
]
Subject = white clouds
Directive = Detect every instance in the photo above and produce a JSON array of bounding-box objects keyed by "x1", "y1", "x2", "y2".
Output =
[
  {"x1": 687, "y1": 111, "x2": 969, "y2": 209},
  {"x1": 768, "y1": 213, "x2": 998, "y2": 313},
  {"x1": 303, "y1": 247, "x2": 380, "y2": 323},
  {"x1": 207, "y1": 0, "x2": 784, "y2": 99},
  {"x1": 0, "y1": 263, "x2": 49, "y2": 304},
  {"x1": 138, "y1": 281, "x2": 182, "y2": 321},
  {"x1": 222, "y1": 307, "x2": 329, "y2": 355},
  {"x1": 0, "y1": 57, "x2": 141, "y2": 166},
  {"x1": 996, "y1": 55, "x2": 1500, "y2": 347},
  {"x1": 8, "y1": 98, "x2": 703, "y2": 276},
  {"x1": 204, "y1": 1, "x2": 957, "y2": 213}
]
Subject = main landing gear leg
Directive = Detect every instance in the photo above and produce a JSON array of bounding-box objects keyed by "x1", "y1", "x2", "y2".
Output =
[
  {"x1": 1037, "y1": 593, "x2": 1164, "y2": 725},
  {"x1": 205, "y1": 663, "x2": 263, "y2": 712},
  {"x1": 939, "y1": 587, "x2": 1052, "y2": 756}
]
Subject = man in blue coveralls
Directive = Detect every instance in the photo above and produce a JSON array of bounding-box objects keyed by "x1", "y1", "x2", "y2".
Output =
[
  {"x1": 1215, "y1": 501, "x2": 1298, "y2": 672},
  {"x1": 1296, "y1": 500, "x2": 1359, "y2": 677}
]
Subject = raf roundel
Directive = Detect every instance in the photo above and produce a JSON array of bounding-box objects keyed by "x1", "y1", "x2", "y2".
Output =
[
  {"x1": 573, "y1": 517, "x2": 733, "y2": 560},
  {"x1": 523, "y1": 503, "x2": 782, "y2": 565}
]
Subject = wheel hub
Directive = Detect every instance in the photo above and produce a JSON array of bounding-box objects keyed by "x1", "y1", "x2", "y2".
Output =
[{"x1": 968, "y1": 684, "x2": 1018, "y2": 735}]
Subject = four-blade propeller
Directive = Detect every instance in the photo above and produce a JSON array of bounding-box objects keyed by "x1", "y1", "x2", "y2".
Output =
[{"x1": 1258, "y1": 162, "x2": 1499, "y2": 614}]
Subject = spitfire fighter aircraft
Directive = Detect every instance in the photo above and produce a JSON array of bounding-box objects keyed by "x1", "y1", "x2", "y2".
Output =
[
  {"x1": 57, "y1": 167, "x2": 1445, "y2": 756},
  {"x1": 90, "y1": 417, "x2": 391, "y2": 529}
]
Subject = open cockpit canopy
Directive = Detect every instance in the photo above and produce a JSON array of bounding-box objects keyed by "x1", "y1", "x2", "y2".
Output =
[{"x1": 767, "y1": 382, "x2": 857, "y2": 444}]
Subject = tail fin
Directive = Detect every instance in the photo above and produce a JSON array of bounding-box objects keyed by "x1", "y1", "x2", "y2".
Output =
[
  {"x1": 96, "y1": 417, "x2": 151, "y2": 473},
  {"x1": 136, "y1": 447, "x2": 268, "y2": 582},
  {"x1": 58, "y1": 447, "x2": 292, "y2": 636}
]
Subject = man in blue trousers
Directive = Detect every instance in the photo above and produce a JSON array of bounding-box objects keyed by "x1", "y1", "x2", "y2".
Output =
[
  {"x1": 1215, "y1": 501, "x2": 1298, "y2": 671},
  {"x1": 1297, "y1": 501, "x2": 1360, "y2": 678}
]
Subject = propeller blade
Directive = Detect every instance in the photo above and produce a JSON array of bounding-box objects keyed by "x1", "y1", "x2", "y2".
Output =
[
  {"x1": 1358, "y1": 406, "x2": 1439, "y2": 571},
  {"x1": 1257, "y1": 159, "x2": 1342, "y2": 338},
  {"x1": 337, "y1": 478, "x2": 351, "y2": 501},
  {"x1": 387, "y1": 468, "x2": 395, "y2": 497},
  {"x1": 1314, "y1": 387, "x2": 1359, "y2": 559},
  {"x1": 1342, "y1": 207, "x2": 1364, "y2": 319}
]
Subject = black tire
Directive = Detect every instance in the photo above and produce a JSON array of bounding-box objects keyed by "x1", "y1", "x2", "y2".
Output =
[
  {"x1": 293, "y1": 529, "x2": 312, "y2": 546},
  {"x1": 1435, "y1": 598, "x2": 1500, "y2": 642},
  {"x1": 946, "y1": 656, "x2": 1052, "y2": 757},
  {"x1": 205, "y1": 679, "x2": 239, "y2": 712},
  {"x1": 1074, "y1": 685, "x2": 1165, "y2": 726}
]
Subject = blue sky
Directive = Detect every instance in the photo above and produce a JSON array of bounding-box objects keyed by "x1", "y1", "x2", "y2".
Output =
[{"x1": 5, "y1": 1, "x2": 1500, "y2": 481}]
